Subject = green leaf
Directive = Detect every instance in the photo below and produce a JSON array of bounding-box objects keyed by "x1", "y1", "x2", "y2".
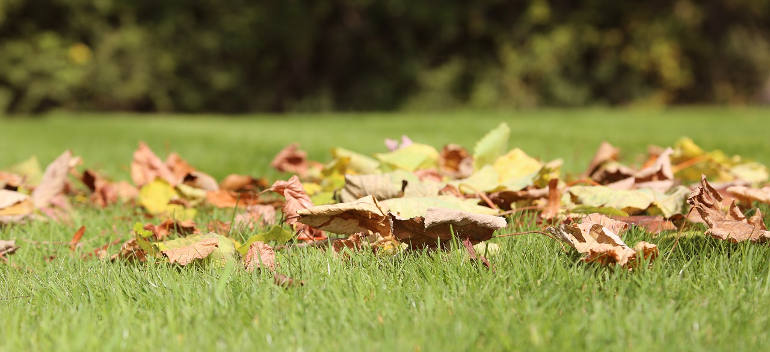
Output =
[
  {"x1": 568, "y1": 186, "x2": 654, "y2": 214},
  {"x1": 331, "y1": 147, "x2": 380, "y2": 174},
  {"x1": 237, "y1": 225, "x2": 294, "y2": 255},
  {"x1": 375, "y1": 143, "x2": 439, "y2": 171},
  {"x1": 473, "y1": 122, "x2": 510, "y2": 169}
]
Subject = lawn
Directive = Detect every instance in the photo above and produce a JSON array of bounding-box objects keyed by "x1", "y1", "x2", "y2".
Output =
[{"x1": 2, "y1": 107, "x2": 770, "y2": 351}]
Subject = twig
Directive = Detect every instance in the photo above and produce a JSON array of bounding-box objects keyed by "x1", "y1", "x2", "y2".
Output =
[{"x1": 456, "y1": 184, "x2": 499, "y2": 210}]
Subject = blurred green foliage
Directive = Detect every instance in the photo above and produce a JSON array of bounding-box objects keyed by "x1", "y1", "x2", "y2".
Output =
[{"x1": 1, "y1": 0, "x2": 769, "y2": 113}]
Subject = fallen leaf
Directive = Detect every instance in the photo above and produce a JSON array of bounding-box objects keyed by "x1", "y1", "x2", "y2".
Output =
[
  {"x1": 32, "y1": 150, "x2": 73, "y2": 209},
  {"x1": 375, "y1": 143, "x2": 439, "y2": 172},
  {"x1": 585, "y1": 142, "x2": 620, "y2": 177},
  {"x1": 110, "y1": 239, "x2": 147, "y2": 262},
  {"x1": 7, "y1": 156, "x2": 42, "y2": 186},
  {"x1": 687, "y1": 176, "x2": 770, "y2": 242},
  {"x1": 233, "y1": 205, "x2": 277, "y2": 230},
  {"x1": 330, "y1": 147, "x2": 380, "y2": 174},
  {"x1": 610, "y1": 215, "x2": 676, "y2": 234},
  {"x1": 473, "y1": 122, "x2": 510, "y2": 169},
  {"x1": 165, "y1": 152, "x2": 196, "y2": 182},
  {"x1": 144, "y1": 219, "x2": 198, "y2": 240},
  {"x1": 269, "y1": 176, "x2": 313, "y2": 224},
  {"x1": 339, "y1": 174, "x2": 404, "y2": 203},
  {"x1": 273, "y1": 273, "x2": 304, "y2": 287},
  {"x1": 138, "y1": 179, "x2": 177, "y2": 215},
  {"x1": 392, "y1": 208, "x2": 505, "y2": 249},
  {"x1": 243, "y1": 241, "x2": 276, "y2": 272},
  {"x1": 0, "y1": 239, "x2": 19, "y2": 257},
  {"x1": 183, "y1": 171, "x2": 219, "y2": 191},
  {"x1": 158, "y1": 233, "x2": 220, "y2": 265},
  {"x1": 439, "y1": 144, "x2": 473, "y2": 179},
  {"x1": 547, "y1": 224, "x2": 657, "y2": 267},
  {"x1": 540, "y1": 178, "x2": 560, "y2": 219},
  {"x1": 238, "y1": 226, "x2": 295, "y2": 255},
  {"x1": 131, "y1": 142, "x2": 179, "y2": 187},
  {"x1": 220, "y1": 174, "x2": 267, "y2": 192},
  {"x1": 69, "y1": 226, "x2": 86, "y2": 251},
  {"x1": 0, "y1": 171, "x2": 24, "y2": 190},
  {"x1": 727, "y1": 185, "x2": 770, "y2": 205},
  {"x1": 0, "y1": 189, "x2": 34, "y2": 223},
  {"x1": 577, "y1": 213, "x2": 629, "y2": 236},
  {"x1": 271, "y1": 144, "x2": 310, "y2": 176}
]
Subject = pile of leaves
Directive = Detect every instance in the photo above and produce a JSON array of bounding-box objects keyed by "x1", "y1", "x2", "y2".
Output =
[{"x1": 2, "y1": 123, "x2": 770, "y2": 280}]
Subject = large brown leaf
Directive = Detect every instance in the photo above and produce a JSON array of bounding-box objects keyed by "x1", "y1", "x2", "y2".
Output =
[
  {"x1": 687, "y1": 176, "x2": 770, "y2": 242},
  {"x1": 727, "y1": 185, "x2": 770, "y2": 205},
  {"x1": 160, "y1": 235, "x2": 219, "y2": 265},
  {"x1": 547, "y1": 224, "x2": 657, "y2": 267}
]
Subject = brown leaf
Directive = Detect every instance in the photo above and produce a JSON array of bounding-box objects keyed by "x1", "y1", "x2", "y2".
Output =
[
  {"x1": 339, "y1": 174, "x2": 404, "y2": 203},
  {"x1": 110, "y1": 239, "x2": 146, "y2": 262},
  {"x1": 165, "y1": 152, "x2": 195, "y2": 182},
  {"x1": 206, "y1": 190, "x2": 239, "y2": 208},
  {"x1": 220, "y1": 174, "x2": 268, "y2": 192},
  {"x1": 69, "y1": 226, "x2": 86, "y2": 251},
  {"x1": 297, "y1": 198, "x2": 391, "y2": 236},
  {"x1": 183, "y1": 171, "x2": 219, "y2": 191},
  {"x1": 130, "y1": 142, "x2": 179, "y2": 187},
  {"x1": 577, "y1": 213, "x2": 629, "y2": 237},
  {"x1": 727, "y1": 185, "x2": 770, "y2": 205},
  {"x1": 233, "y1": 205, "x2": 277, "y2": 229},
  {"x1": 144, "y1": 219, "x2": 198, "y2": 241},
  {"x1": 547, "y1": 224, "x2": 657, "y2": 267},
  {"x1": 0, "y1": 172, "x2": 24, "y2": 190},
  {"x1": 392, "y1": 208, "x2": 506, "y2": 249},
  {"x1": 32, "y1": 151, "x2": 73, "y2": 209},
  {"x1": 635, "y1": 148, "x2": 674, "y2": 183},
  {"x1": 462, "y1": 238, "x2": 491, "y2": 269},
  {"x1": 687, "y1": 176, "x2": 770, "y2": 242},
  {"x1": 585, "y1": 142, "x2": 620, "y2": 177},
  {"x1": 540, "y1": 178, "x2": 560, "y2": 219},
  {"x1": 439, "y1": 144, "x2": 473, "y2": 179},
  {"x1": 0, "y1": 239, "x2": 19, "y2": 257},
  {"x1": 269, "y1": 176, "x2": 323, "y2": 241},
  {"x1": 271, "y1": 144, "x2": 309, "y2": 176},
  {"x1": 610, "y1": 215, "x2": 676, "y2": 234},
  {"x1": 81, "y1": 170, "x2": 137, "y2": 207},
  {"x1": 243, "y1": 241, "x2": 276, "y2": 272},
  {"x1": 161, "y1": 236, "x2": 219, "y2": 265}
]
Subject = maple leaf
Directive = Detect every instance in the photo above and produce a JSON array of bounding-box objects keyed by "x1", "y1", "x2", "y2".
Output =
[
  {"x1": 547, "y1": 224, "x2": 658, "y2": 268},
  {"x1": 131, "y1": 142, "x2": 179, "y2": 187},
  {"x1": 339, "y1": 174, "x2": 405, "y2": 203},
  {"x1": 585, "y1": 142, "x2": 620, "y2": 178},
  {"x1": 0, "y1": 239, "x2": 19, "y2": 257},
  {"x1": 158, "y1": 233, "x2": 220, "y2": 266},
  {"x1": 269, "y1": 176, "x2": 326, "y2": 241},
  {"x1": 243, "y1": 241, "x2": 276, "y2": 272},
  {"x1": 687, "y1": 176, "x2": 770, "y2": 242}
]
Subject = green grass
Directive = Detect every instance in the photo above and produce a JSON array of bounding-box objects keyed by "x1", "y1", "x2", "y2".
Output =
[{"x1": 2, "y1": 107, "x2": 770, "y2": 351}]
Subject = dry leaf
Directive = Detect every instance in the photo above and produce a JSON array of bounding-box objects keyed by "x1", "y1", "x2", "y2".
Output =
[
  {"x1": 339, "y1": 174, "x2": 404, "y2": 203},
  {"x1": 439, "y1": 144, "x2": 473, "y2": 179},
  {"x1": 585, "y1": 142, "x2": 620, "y2": 177},
  {"x1": 160, "y1": 235, "x2": 219, "y2": 265},
  {"x1": 233, "y1": 205, "x2": 277, "y2": 229},
  {"x1": 273, "y1": 273, "x2": 304, "y2": 287},
  {"x1": 144, "y1": 219, "x2": 198, "y2": 241},
  {"x1": 183, "y1": 171, "x2": 219, "y2": 191},
  {"x1": 269, "y1": 176, "x2": 326, "y2": 241},
  {"x1": 610, "y1": 215, "x2": 676, "y2": 234},
  {"x1": 243, "y1": 241, "x2": 276, "y2": 272},
  {"x1": 687, "y1": 176, "x2": 770, "y2": 242},
  {"x1": 727, "y1": 185, "x2": 770, "y2": 205},
  {"x1": 220, "y1": 174, "x2": 268, "y2": 192},
  {"x1": 540, "y1": 178, "x2": 560, "y2": 219},
  {"x1": 131, "y1": 142, "x2": 179, "y2": 187},
  {"x1": 547, "y1": 224, "x2": 657, "y2": 267},
  {"x1": 69, "y1": 226, "x2": 86, "y2": 251},
  {"x1": 110, "y1": 239, "x2": 147, "y2": 262},
  {"x1": 32, "y1": 150, "x2": 73, "y2": 209},
  {"x1": 271, "y1": 144, "x2": 309, "y2": 176},
  {"x1": 635, "y1": 148, "x2": 674, "y2": 183},
  {"x1": 0, "y1": 239, "x2": 19, "y2": 257},
  {"x1": 577, "y1": 213, "x2": 629, "y2": 237}
]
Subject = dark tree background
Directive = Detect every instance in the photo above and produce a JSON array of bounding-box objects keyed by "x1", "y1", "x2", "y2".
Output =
[{"x1": 1, "y1": 0, "x2": 769, "y2": 113}]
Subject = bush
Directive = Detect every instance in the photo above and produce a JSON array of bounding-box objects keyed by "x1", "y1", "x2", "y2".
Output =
[{"x1": 1, "y1": 0, "x2": 769, "y2": 113}]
